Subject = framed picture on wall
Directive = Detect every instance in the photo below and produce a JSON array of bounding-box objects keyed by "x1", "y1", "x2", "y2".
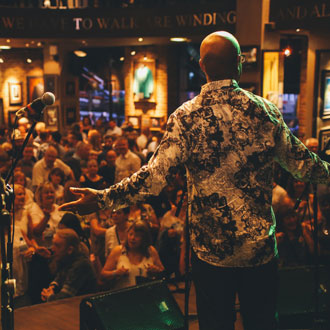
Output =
[
  {"x1": 8, "y1": 110, "x2": 18, "y2": 128},
  {"x1": 44, "y1": 75, "x2": 58, "y2": 97},
  {"x1": 128, "y1": 115, "x2": 140, "y2": 129},
  {"x1": 133, "y1": 59, "x2": 156, "y2": 102},
  {"x1": 241, "y1": 46, "x2": 258, "y2": 69},
  {"x1": 150, "y1": 117, "x2": 163, "y2": 131},
  {"x1": 65, "y1": 107, "x2": 76, "y2": 125},
  {"x1": 44, "y1": 106, "x2": 58, "y2": 128},
  {"x1": 320, "y1": 70, "x2": 330, "y2": 119},
  {"x1": 27, "y1": 76, "x2": 44, "y2": 103},
  {"x1": 319, "y1": 128, "x2": 330, "y2": 151},
  {"x1": 8, "y1": 82, "x2": 23, "y2": 106},
  {"x1": 66, "y1": 81, "x2": 75, "y2": 96}
]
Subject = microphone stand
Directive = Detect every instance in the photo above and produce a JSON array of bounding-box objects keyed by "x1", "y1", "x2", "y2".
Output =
[
  {"x1": 295, "y1": 182, "x2": 329, "y2": 329},
  {"x1": 0, "y1": 115, "x2": 41, "y2": 330}
]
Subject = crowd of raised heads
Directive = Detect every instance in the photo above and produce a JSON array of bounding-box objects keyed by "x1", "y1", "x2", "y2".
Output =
[{"x1": 0, "y1": 115, "x2": 329, "y2": 307}]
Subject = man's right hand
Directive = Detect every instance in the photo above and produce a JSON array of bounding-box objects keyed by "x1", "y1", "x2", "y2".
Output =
[{"x1": 58, "y1": 187, "x2": 101, "y2": 215}]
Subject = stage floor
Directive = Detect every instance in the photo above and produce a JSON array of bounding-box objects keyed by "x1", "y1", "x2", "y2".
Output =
[{"x1": 13, "y1": 282, "x2": 244, "y2": 330}]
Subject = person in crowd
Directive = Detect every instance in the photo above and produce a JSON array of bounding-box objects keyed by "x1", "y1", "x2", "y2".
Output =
[
  {"x1": 100, "y1": 220, "x2": 164, "y2": 290},
  {"x1": 17, "y1": 143, "x2": 36, "y2": 180},
  {"x1": 33, "y1": 121, "x2": 46, "y2": 146},
  {"x1": 13, "y1": 170, "x2": 34, "y2": 205},
  {"x1": 81, "y1": 116, "x2": 93, "y2": 136},
  {"x1": 128, "y1": 137, "x2": 146, "y2": 165},
  {"x1": 88, "y1": 129, "x2": 103, "y2": 153},
  {"x1": 0, "y1": 146, "x2": 10, "y2": 179},
  {"x1": 41, "y1": 228, "x2": 97, "y2": 302},
  {"x1": 114, "y1": 137, "x2": 141, "y2": 183},
  {"x1": 98, "y1": 133, "x2": 114, "y2": 165},
  {"x1": 10, "y1": 185, "x2": 35, "y2": 307},
  {"x1": 136, "y1": 127, "x2": 149, "y2": 152},
  {"x1": 276, "y1": 202, "x2": 310, "y2": 267},
  {"x1": 35, "y1": 129, "x2": 50, "y2": 160},
  {"x1": 32, "y1": 145, "x2": 74, "y2": 190},
  {"x1": 64, "y1": 141, "x2": 92, "y2": 181},
  {"x1": 105, "y1": 119, "x2": 122, "y2": 138},
  {"x1": 301, "y1": 185, "x2": 330, "y2": 264},
  {"x1": 157, "y1": 189, "x2": 186, "y2": 281},
  {"x1": 50, "y1": 131, "x2": 66, "y2": 159},
  {"x1": 98, "y1": 149, "x2": 116, "y2": 186},
  {"x1": 80, "y1": 159, "x2": 107, "y2": 190},
  {"x1": 88, "y1": 208, "x2": 113, "y2": 267},
  {"x1": 305, "y1": 137, "x2": 319, "y2": 154},
  {"x1": 129, "y1": 202, "x2": 159, "y2": 245},
  {"x1": 105, "y1": 207, "x2": 131, "y2": 258},
  {"x1": 63, "y1": 131, "x2": 81, "y2": 159},
  {"x1": 48, "y1": 167, "x2": 65, "y2": 205},
  {"x1": 88, "y1": 149, "x2": 101, "y2": 162},
  {"x1": 17, "y1": 117, "x2": 30, "y2": 135},
  {"x1": 94, "y1": 117, "x2": 107, "y2": 137},
  {"x1": 286, "y1": 174, "x2": 314, "y2": 224},
  {"x1": 58, "y1": 212, "x2": 90, "y2": 255},
  {"x1": 272, "y1": 181, "x2": 289, "y2": 218},
  {"x1": 60, "y1": 31, "x2": 330, "y2": 330},
  {"x1": 29, "y1": 181, "x2": 64, "y2": 249}
]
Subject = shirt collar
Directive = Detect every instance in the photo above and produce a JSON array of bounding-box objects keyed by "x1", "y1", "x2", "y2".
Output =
[{"x1": 200, "y1": 79, "x2": 238, "y2": 95}]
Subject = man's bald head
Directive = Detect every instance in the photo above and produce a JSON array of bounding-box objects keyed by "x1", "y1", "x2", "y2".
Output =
[{"x1": 199, "y1": 31, "x2": 242, "y2": 82}]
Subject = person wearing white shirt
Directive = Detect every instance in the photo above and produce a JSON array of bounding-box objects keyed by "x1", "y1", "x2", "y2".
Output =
[
  {"x1": 114, "y1": 137, "x2": 141, "y2": 183},
  {"x1": 32, "y1": 145, "x2": 74, "y2": 190}
]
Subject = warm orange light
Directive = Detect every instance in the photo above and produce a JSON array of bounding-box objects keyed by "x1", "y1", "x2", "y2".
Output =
[{"x1": 283, "y1": 47, "x2": 292, "y2": 57}]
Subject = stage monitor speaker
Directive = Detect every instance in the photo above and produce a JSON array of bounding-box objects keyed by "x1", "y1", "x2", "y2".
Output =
[
  {"x1": 80, "y1": 280, "x2": 185, "y2": 330},
  {"x1": 277, "y1": 265, "x2": 329, "y2": 329}
]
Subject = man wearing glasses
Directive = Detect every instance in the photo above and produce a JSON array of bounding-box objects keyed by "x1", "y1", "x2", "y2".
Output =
[{"x1": 60, "y1": 31, "x2": 330, "y2": 330}]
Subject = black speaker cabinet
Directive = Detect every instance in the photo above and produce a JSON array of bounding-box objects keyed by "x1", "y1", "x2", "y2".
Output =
[
  {"x1": 277, "y1": 265, "x2": 330, "y2": 329},
  {"x1": 80, "y1": 280, "x2": 184, "y2": 330}
]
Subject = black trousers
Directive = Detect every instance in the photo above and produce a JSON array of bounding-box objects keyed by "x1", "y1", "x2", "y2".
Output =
[{"x1": 191, "y1": 251, "x2": 278, "y2": 330}]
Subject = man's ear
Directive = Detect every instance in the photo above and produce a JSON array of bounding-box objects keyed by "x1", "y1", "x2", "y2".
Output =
[{"x1": 199, "y1": 58, "x2": 205, "y2": 73}]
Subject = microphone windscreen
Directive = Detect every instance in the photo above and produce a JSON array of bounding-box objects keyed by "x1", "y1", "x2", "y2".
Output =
[{"x1": 42, "y1": 92, "x2": 55, "y2": 106}]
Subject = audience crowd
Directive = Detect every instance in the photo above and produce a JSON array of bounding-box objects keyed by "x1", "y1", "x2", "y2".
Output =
[{"x1": 1, "y1": 115, "x2": 330, "y2": 308}]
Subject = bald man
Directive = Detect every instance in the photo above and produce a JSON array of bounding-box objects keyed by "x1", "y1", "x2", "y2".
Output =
[
  {"x1": 32, "y1": 145, "x2": 74, "y2": 189},
  {"x1": 60, "y1": 31, "x2": 330, "y2": 330}
]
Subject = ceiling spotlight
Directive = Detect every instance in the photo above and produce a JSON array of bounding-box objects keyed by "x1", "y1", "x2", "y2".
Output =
[
  {"x1": 130, "y1": 50, "x2": 136, "y2": 56},
  {"x1": 6, "y1": 39, "x2": 10, "y2": 43},
  {"x1": 138, "y1": 37, "x2": 143, "y2": 42},
  {"x1": 26, "y1": 58, "x2": 32, "y2": 63},
  {"x1": 37, "y1": 42, "x2": 43, "y2": 47},
  {"x1": 170, "y1": 37, "x2": 188, "y2": 42},
  {"x1": 296, "y1": 28, "x2": 301, "y2": 32},
  {"x1": 119, "y1": 56, "x2": 125, "y2": 61},
  {"x1": 25, "y1": 43, "x2": 30, "y2": 47},
  {"x1": 283, "y1": 46, "x2": 292, "y2": 57},
  {"x1": 0, "y1": 58, "x2": 4, "y2": 63},
  {"x1": 74, "y1": 50, "x2": 87, "y2": 57}
]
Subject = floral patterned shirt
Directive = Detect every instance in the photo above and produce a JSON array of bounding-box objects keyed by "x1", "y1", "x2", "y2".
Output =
[{"x1": 100, "y1": 79, "x2": 330, "y2": 267}]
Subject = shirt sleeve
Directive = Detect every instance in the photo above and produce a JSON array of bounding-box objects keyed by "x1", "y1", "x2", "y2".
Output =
[
  {"x1": 271, "y1": 102, "x2": 330, "y2": 185},
  {"x1": 102, "y1": 112, "x2": 189, "y2": 210}
]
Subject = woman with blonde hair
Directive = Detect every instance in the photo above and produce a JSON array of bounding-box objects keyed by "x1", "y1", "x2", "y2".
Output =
[{"x1": 100, "y1": 220, "x2": 164, "y2": 290}]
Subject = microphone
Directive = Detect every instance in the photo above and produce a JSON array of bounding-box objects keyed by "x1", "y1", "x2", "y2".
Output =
[{"x1": 16, "y1": 92, "x2": 55, "y2": 121}]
